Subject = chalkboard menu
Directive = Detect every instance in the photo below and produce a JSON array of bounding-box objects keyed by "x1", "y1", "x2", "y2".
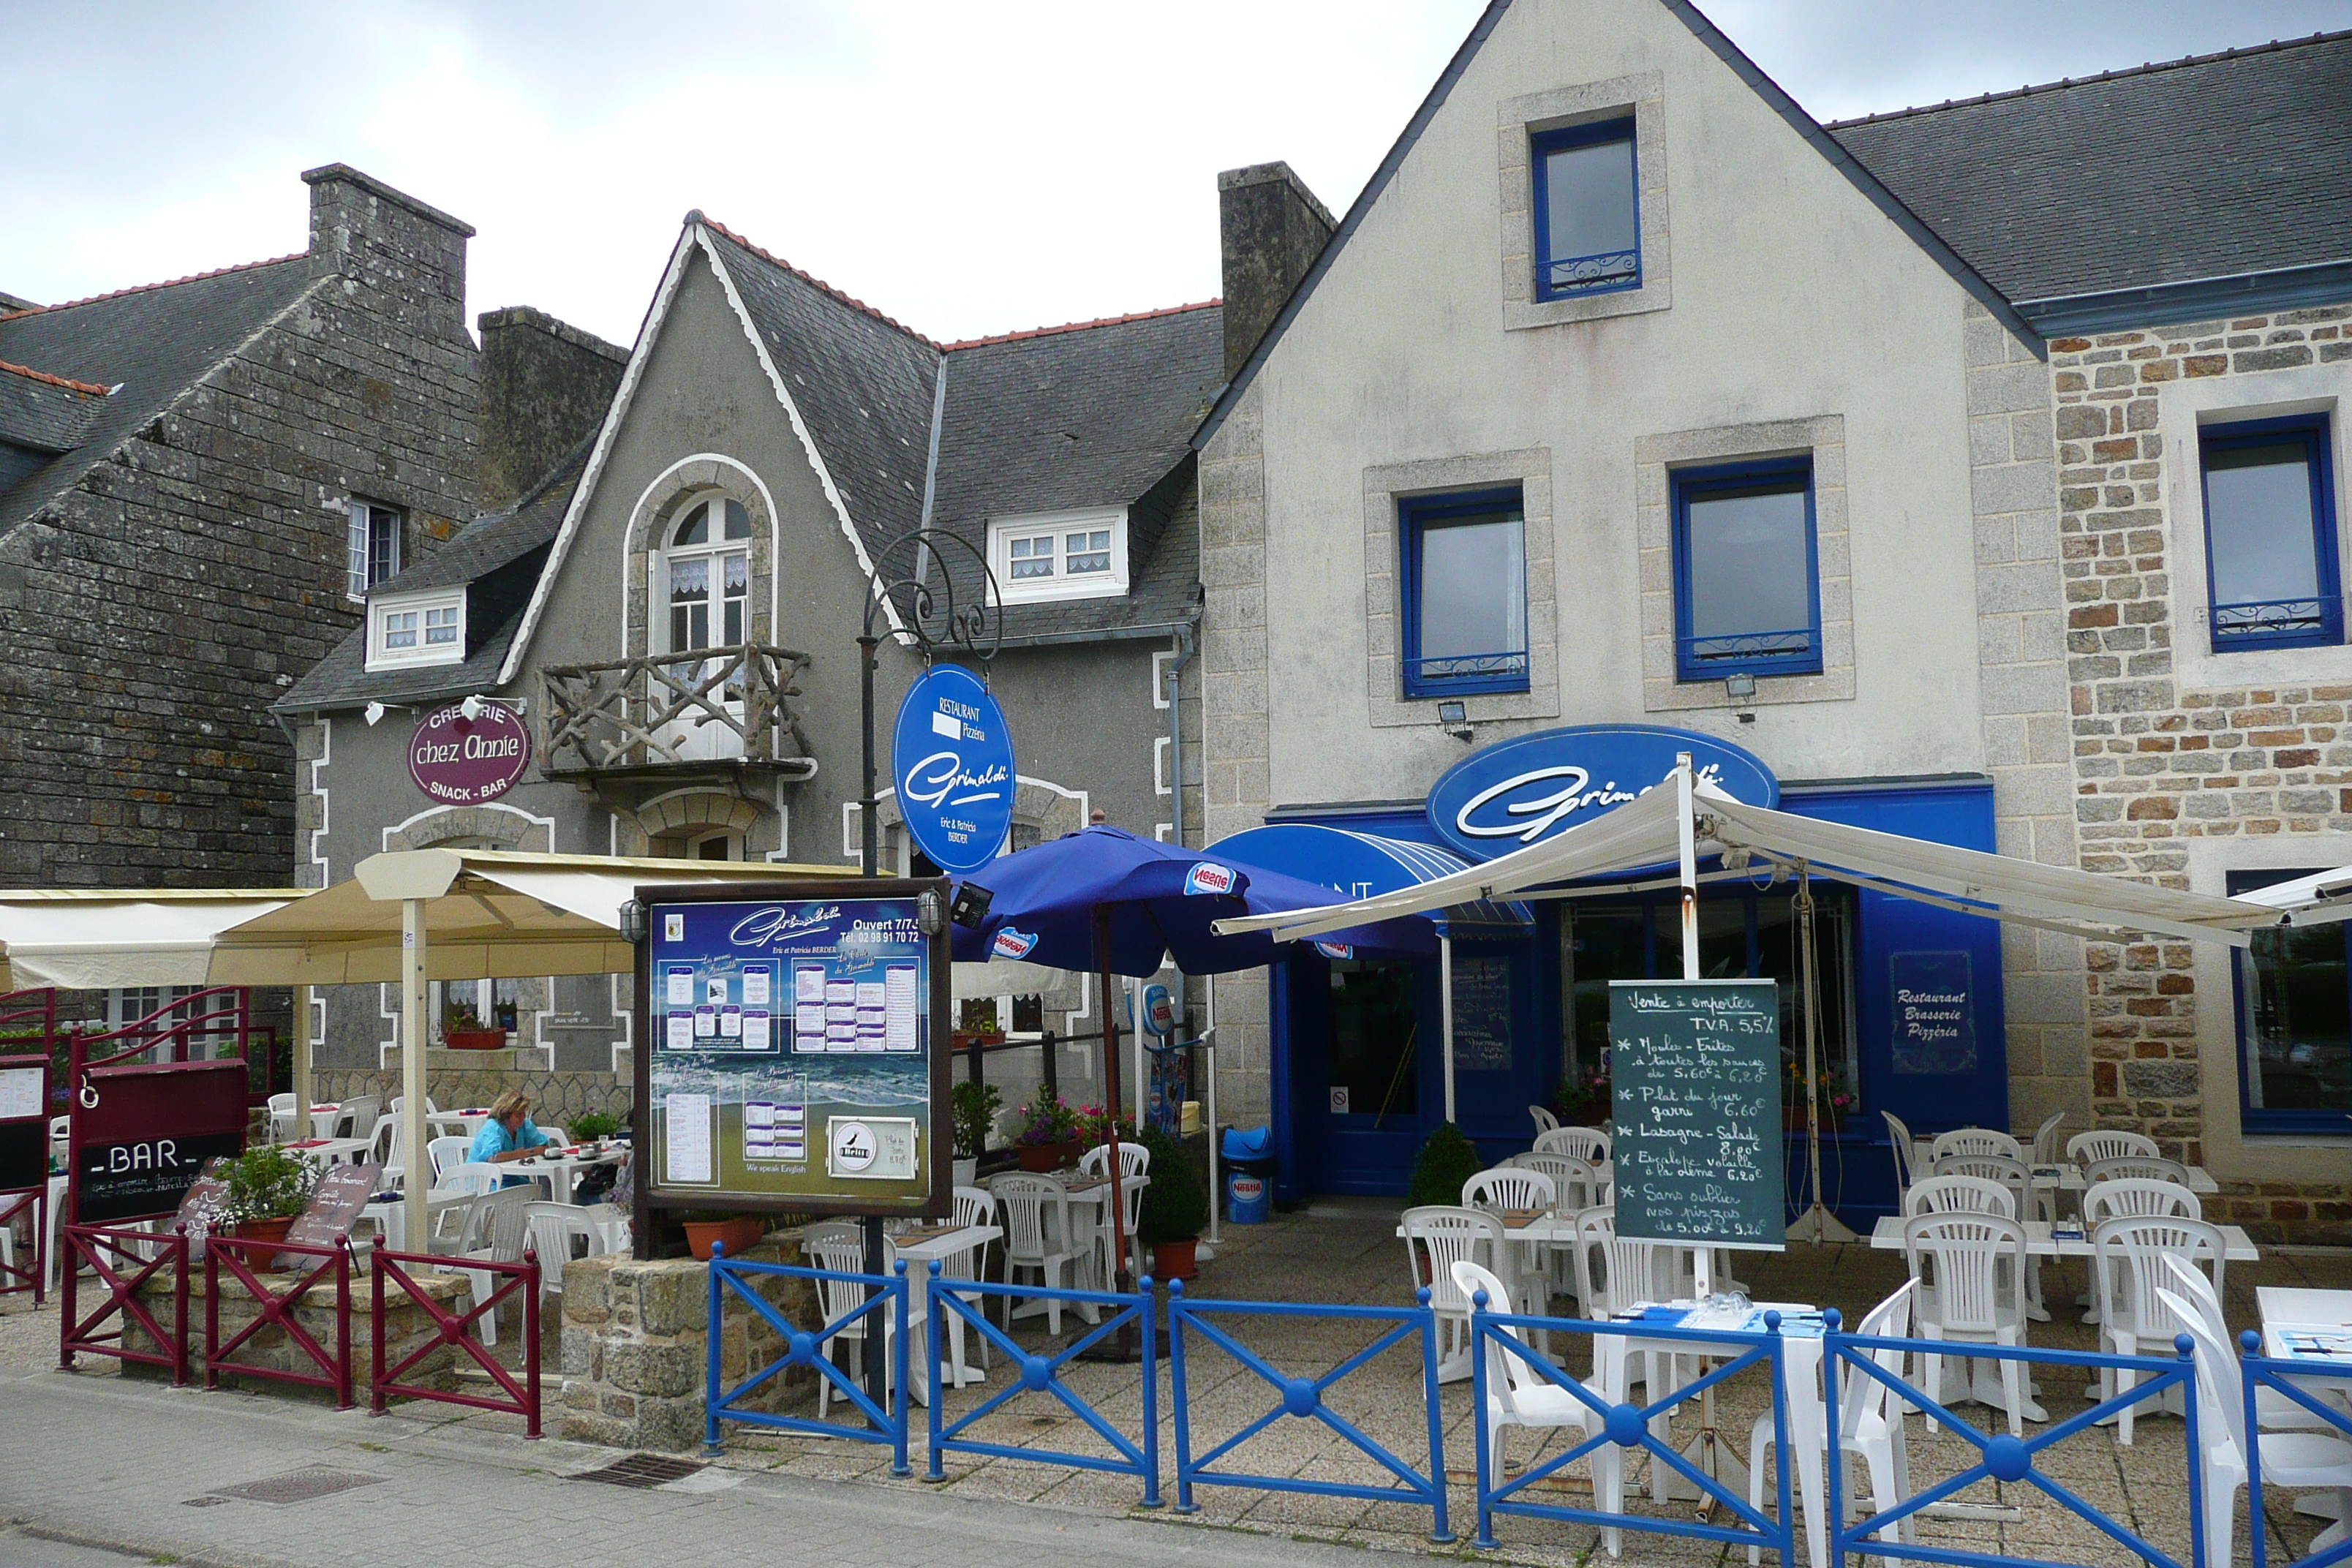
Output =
[
  {"x1": 279, "y1": 1161, "x2": 382, "y2": 1269},
  {"x1": 1608, "y1": 980, "x2": 1784, "y2": 1251}
]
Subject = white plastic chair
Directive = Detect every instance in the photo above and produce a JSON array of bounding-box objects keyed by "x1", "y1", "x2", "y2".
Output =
[
  {"x1": 331, "y1": 1093, "x2": 380, "y2": 1142},
  {"x1": 1569, "y1": 1205, "x2": 1681, "y2": 1407},
  {"x1": 2084, "y1": 1178, "x2": 2199, "y2": 1224},
  {"x1": 367, "y1": 1114, "x2": 408, "y2": 1186},
  {"x1": 1455, "y1": 1259, "x2": 1623, "y2": 1556},
  {"x1": 1904, "y1": 1175, "x2": 2016, "y2": 1218},
  {"x1": 1403, "y1": 1205, "x2": 1506, "y2": 1384},
  {"x1": 1903, "y1": 1210, "x2": 2031, "y2": 1434},
  {"x1": 1534, "y1": 1126, "x2": 1610, "y2": 1164},
  {"x1": 453, "y1": 1187, "x2": 535, "y2": 1346},
  {"x1": 1529, "y1": 1104, "x2": 1560, "y2": 1137},
  {"x1": 935, "y1": 1186, "x2": 998, "y2": 1376},
  {"x1": 995, "y1": 1175, "x2": 1078, "y2": 1333},
  {"x1": 1930, "y1": 1127, "x2": 2023, "y2": 1163},
  {"x1": 2165, "y1": 1289, "x2": 2352, "y2": 1568},
  {"x1": 580, "y1": 1202, "x2": 631, "y2": 1254},
  {"x1": 538, "y1": 1125, "x2": 570, "y2": 1149},
  {"x1": 1881, "y1": 1110, "x2": 1921, "y2": 1202},
  {"x1": 426, "y1": 1135, "x2": 472, "y2": 1182},
  {"x1": 524, "y1": 1201, "x2": 600, "y2": 1297},
  {"x1": 2027, "y1": 1110, "x2": 2068, "y2": 1166},
  {"x1": 1512, "y1": 1154, "x2": 1599, "y2": 1210},
  {"x1": 2084, "y1": 1154, "x2": 2193, "y2": 1189},
  {"x1": 2067, "y1": 1128, "x2": 2159, "y2": 1166},
  {"x1": 2163, "y1": 1256, "x2": 2342, "y2": 1439},
  {"x1": 809, "y1": 1230, "x2": 905, "y2": 1418},
  {"x1": 1463, "y1": 1167, "x2": 1559, "y2": 1325},
  {"x1": 267, "y1": 1093, "x2": 298, "y2": 1143},
  {"x1": 1749, "y1": 1279, "x2": 1917, "y2": 1564},
  {"x1": 2092, "y1": 1214, "x2": 2223, "y2": 1444},
  {"x1": 1077, "y1": 1142, "x2": 1150, "y2": 1179}
]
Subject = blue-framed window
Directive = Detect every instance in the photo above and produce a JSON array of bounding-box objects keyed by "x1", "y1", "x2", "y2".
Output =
[
  {"x1": 1399, "y1": 489, "x2": 1529, "y2": 698},
  {"x1": 1671, "y1": 457, "x2": 1822, "y2": 681},
  {"x1": 2228, "y1": 867, "x2": 2352, "y2": 1135},
  {"x1": 2201, "y1": 413, "x2": 2340, "y2": 651},
  {"x1": 1531, "y1": 118, "x2": 1638, "y2": 301}
]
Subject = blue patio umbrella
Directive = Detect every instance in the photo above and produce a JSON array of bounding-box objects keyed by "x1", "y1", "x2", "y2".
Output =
[{"x1": 948, "y1": 826, "x2": 1436, "y2": 977}]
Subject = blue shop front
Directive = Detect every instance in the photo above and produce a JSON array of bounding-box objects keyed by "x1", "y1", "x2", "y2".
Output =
[{"x1": 1208, "y1": 725, "x2": 2008, "y2": 1229}]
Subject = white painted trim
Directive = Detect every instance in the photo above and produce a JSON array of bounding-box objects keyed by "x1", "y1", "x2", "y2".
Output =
[
  {"x1": 699, "y1": 230, "x2": 912, "y2": 638},
  {"x1": 987, "y1": 506, "x2": 1128, "y2": 604},
  {"x1": 366, "y1": 587, "x2": 467, "y2": 668},
  {"x1": 1151, "y1": 648, "x2": 1177, "y2": 710},
  {"x1": 617, "y1": 452, "x2": 780, "y2": 658},
  {"x1": 1153, "y1": 735, "x2": 1172, "y2": 796},
  {"x1": 497, "y1": 227, "x2": 704, "y2": 687}
]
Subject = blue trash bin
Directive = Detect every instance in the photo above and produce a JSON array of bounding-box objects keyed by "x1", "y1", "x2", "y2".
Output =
[{"x1": 1222, "y1": 1126, "x2": 1273, "y2": 1224}]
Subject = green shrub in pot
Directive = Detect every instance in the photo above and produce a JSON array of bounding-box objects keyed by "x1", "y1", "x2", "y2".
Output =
[
  {"x1": 1404, "y1": 1122, "x2": 1485, "y2": 1208},
  {"x1": 217, "y1": 1145, "x2": 317, "y2": 1226}
]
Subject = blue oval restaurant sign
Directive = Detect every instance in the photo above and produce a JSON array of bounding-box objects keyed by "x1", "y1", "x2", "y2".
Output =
[
  {"x1": 892, "y1": 664, "x2": 1017, "y2": 875},
  {"x1": 1426, "y1": 723, "x2": 1777, "y2": 863}
]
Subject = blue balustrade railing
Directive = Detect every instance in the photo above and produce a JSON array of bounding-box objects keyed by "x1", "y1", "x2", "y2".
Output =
[
  {"x1": 1166, "y1": 1281, "x2": 1453, "y2": 1542},
  {"x1": 1825, "y1": 1313, "x2": 2203, "y2": 1568},
  {"x1": 2241, "y1": 1332, "x2": 2352, "y2": 1568},
  {"x1": 924, "y1": 1263, "x2": 1159, "y2": 1506},
  {"x1": 1468, "y1": 1294, "x2": 1800, "y2": 1562},
  {"x1": 704, "y1": 1246, "x2": 909, "y2": 1477}
]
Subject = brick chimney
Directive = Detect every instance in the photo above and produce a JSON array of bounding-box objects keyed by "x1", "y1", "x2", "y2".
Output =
[
  {"x1": 301, "y1": 164, "x2": 474, "y2": 335},
  {"x1": 1217, "y1": 162, "x2": 1336, "y2": 381},
  {"x1": 475, "y1": 306, "x2": 628, "y2": 511}
]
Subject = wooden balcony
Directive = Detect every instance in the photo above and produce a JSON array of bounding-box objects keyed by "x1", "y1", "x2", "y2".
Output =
[{"x1": 540, "y1": 644, "x2": 814, "y2": 779}]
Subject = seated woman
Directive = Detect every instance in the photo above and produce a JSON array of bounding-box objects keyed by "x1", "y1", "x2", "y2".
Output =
[{"x1": 468, "y1": 1090, "x2": 556, "y2": 1186}]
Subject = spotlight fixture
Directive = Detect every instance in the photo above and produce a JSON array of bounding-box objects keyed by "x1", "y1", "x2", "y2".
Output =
[
  {"x1": 459, "y1": 693, "x2": 488, "y2": 721},
  {"x1": 1436, "y1": 701, "x2": 1474, "y2": 742},
  {"x1": 949, "y1": 881, "x2": 995, "y2": 930},
  {"x1": 617, "y1": 899, "x2": 649, "y2": 945},
  {"x1": 363, "y1": 701, "x2": 387, "y2": 726}
]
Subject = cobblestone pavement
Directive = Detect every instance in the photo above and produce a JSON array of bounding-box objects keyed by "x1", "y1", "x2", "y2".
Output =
[{"x1": 7, "y1": 1203, "x2": 2349, "y2": 1567}]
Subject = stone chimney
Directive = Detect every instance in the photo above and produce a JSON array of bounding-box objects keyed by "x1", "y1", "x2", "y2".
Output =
[
  {"x1": 301, "y1": 164, "x2": 474, "y2": 333},
  {"x1": 475, "y1": 306, "x2": 628, "y2": 511},
  {"x1": 1217, "y1": 162, "x2": 1336, "y2": 381}
]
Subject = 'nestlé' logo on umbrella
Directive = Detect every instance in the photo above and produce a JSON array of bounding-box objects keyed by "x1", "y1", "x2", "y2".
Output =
[
  {"x1": 1184, "y1": 862, "x2": 1237, "y2": 897},
  {"x1": 407, "y1": 702, "x2": 532, "y2": 804},
  {"x1": 990, "y1": 927, "x2": 1039, "y2": 960}
]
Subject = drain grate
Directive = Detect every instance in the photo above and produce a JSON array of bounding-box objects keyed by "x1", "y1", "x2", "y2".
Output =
[
  {"x1": 570, "y1": 1453, "x2": 707, "y2": 1490},
  {"x1": 208, "y1": 1468, "x2": 387, "y2": 1506}
]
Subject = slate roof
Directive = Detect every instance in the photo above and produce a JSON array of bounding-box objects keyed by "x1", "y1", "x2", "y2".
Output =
[
  {"x1": 0, "y1": 255, "x2": 314, "y2": 536},
  {"x1": 0, "y1": 360, "x2": 111, "y2": 452},
  {"x1": 276, "y1": 445, "x2": 589, "y2": 712},
  {"x1": 1825, "y1": 32, "x2": 2352, "y2": 304}
]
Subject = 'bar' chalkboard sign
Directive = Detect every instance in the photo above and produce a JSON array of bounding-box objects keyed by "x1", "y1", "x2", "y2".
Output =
[{"x1": 1608, "y1": 979, "x2": 1784, "y2": 1251}]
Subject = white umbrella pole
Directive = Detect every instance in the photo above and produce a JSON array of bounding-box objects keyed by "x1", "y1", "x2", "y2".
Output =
[
  {"x1": 1131, "y1": 976, "x2": 1147, "y2": 1132},
  {"x1": 293, "y1": 983, "x2": 312, "y2": 1134},
  {"x1": 400, "y1": 899, "x2": 431, "y2": 1254},
  {"x1": 1675, "y1": 753, "x2": 1700, "y2": 982},
  {"x1": 1439, "y1": 934, "x2": 1457, "y2": 1125},
  {"x1": 1202, "y1": 977, "x2": 1221, "y2": 1252}
]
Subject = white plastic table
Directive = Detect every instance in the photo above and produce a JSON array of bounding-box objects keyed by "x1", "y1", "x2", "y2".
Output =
[
  {"x1": 284, "y1": 1137, "x2": 374, "y2": 1167},
  {"x1": 892, "y1": 1222, "x2": 1003, "y2": 1389},
  {"x1": 1868, "y1": 1214, "x2": 2258, "y2": 1261},
  {"x1": 503, "y1": 1145, "x2": 622, "y2": 1205}
]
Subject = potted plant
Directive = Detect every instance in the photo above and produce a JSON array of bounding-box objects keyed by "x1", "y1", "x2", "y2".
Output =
[
  {"x1": 442, "y1": 1002, "x2": 506, "y2": 1052},
  {"x1": 1553, "y1": 1063, "x2": 1611, "y2": 1126},
  {"x1": 950, "y1": 1081, "x2": 1001, "y2": 1188},
  {"x1": 1405, "y1": 1122, "x2": 1485, "y2": 1208},
  {"x1": 1008, "y1": 1095, "x2": 1082, "y2": 1172},
  {"x1": 216, "y1": 1145, "x2": 318, "y2": 1249},
  {"x1": 680, "y1": 1211, "x2": 769, "y2": 1261},
  {"x1": 571, "y1": 1109, "x2": 622, "y2": 1143},
  {"x1": 1782, "y1": 1058, "x2": 1853, "y2": 1133},
  {"x1": 1134, "y1": 1123, "x2": 1207, "y2": 1281},
  {"x1": 1072, "y1": 1104, "x2": 1137, "y2": 1151}
]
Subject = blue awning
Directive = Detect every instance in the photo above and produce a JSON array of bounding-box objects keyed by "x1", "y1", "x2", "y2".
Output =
[{"x1": 1205, "y1": 824, "x2": 1531, "y2": 940}]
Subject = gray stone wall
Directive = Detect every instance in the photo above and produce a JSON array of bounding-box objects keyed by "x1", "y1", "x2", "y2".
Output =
[{"x1": 476, "y1": 305, "x2": 627, "y2": 513}]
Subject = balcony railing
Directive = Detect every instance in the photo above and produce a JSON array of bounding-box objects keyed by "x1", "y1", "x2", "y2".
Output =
[
  {"x1": 541, "y1": 643, "x2": 812, "y2": 775},
  {"x1": 2209, "y1": 595, "x2": 2341, "y2": 647},
  {"x1": 1539, "y1": 247, "x2": 1640, "y2": 298}
]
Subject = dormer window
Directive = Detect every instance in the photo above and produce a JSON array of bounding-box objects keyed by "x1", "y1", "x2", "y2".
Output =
[
  {"x1": 989, "y1": 507, "x2": 1127, "y2": 603},
  {"x1": 366, "y1": 587, "x2": 467, "y2": 669}
]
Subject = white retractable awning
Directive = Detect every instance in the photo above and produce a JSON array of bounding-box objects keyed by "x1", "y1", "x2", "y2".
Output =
[
  {"x1": 2229, "y1": 864, "x2": 2352, "y2": 927},
  {"x1": 0, "y1": 889, "x2": 310, "y2": 992},
  {"x1": 206, "y1": 848, "x2": 852, "y2": 985},
  {"x1": 1213, "y1": 780, "x2": 2295, "y2": 949}
]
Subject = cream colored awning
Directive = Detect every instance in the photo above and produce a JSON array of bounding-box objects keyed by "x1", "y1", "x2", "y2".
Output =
[
  {"x1": 206, "y1": 848, "x2": 853, "y2": 985},
  {"x1": 0, "y1": 889, "x2": 309, "y2": 992}
]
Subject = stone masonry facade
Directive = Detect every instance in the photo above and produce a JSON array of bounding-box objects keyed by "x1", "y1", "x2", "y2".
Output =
[
  {"x1": 0, "y1": 167, "x2": 480, "y2": 888},
  {"x1": 2053, "y1": 303, "x2": 2352, "y2": 1244}
]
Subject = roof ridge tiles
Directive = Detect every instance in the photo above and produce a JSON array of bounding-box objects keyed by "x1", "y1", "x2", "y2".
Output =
[
  {"x1": 0, "y1": 252, "x2": 306, "y2": 323},
  {"x1": 939, "y1": 299, "x2": 1223, "y2": 353},
  {"x1": 0, "y1": 358, "x2": 110, "y2": 396},
  {"x1": 1825, "y1": 26, "x2": 2352, "y2": 129},
  {"x1": 693, "y1": 216, "x2": 943, "y2": 349}
]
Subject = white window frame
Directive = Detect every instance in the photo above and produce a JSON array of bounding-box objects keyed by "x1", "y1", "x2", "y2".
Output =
[
  {"x1": 347, "y1": 501, "x2": 404, "y2": 600},
  {"x1": 987, "y1": 506, "x2": 1128, "y2": 604},
  {"x1": 366, "y1": 587, "x2": 467, "y2": 669}
]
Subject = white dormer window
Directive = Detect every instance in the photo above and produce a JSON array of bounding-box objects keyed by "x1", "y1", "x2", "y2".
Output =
[
  {"x1": 366, "y1": 587, "x2": 467, "y2": 669},
  {"x1": 988, "y1": 506, "x2": 1128, "y2": 603}
]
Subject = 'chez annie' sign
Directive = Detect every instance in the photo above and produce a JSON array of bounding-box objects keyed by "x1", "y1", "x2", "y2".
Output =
[
  {"x1": 1425, "y1": 723, "x2": 1777, "y2": 862},
  {"x1": 407, "y1": 702, "x2": 532, "y2": 804}
]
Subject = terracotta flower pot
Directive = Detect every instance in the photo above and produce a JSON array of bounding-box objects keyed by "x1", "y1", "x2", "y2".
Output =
[
  {"x1": 1016, "y1": 1139, "x2": 1080, "y2": 1172},
  {"x1": 684, "y1": 1218, "x2": 768, "y2": 1261},
  {"x1": 233, "y1": 1215, "x2": 297, "y2": 1245},
  {"x1": 444, "y1": 1028, "x2": 508, "y2": 1051},
  {"x1": 1149, "y1": 1239, "x2": 1199, "y2": 1282}
]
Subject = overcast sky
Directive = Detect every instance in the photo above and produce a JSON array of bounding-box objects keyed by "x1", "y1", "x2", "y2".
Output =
[{"x1": 5, "y1": 1, "x2": 2346, "y2": 347}]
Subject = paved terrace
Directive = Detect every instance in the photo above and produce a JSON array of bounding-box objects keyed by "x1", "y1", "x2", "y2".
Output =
[{"x1": 4, "y1": 1202, "x2": 2347, "y2": 1567}]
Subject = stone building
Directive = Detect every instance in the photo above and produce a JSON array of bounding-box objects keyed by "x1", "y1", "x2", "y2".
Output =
[
  {"x1": 275, "y1": 213, "x2": 1221, "y2": 1123},
  {"x1": 1189, "y1": 0, "x2": 2350, "y2": 1235}
]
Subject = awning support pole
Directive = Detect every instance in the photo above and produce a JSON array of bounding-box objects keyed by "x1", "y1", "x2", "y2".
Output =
[
  {"x1": 1439, "y1": 934, "x2": 1457, "y2": 1126},
  {"x1": 1202, "y1": 977, "x2": 1221, "y2": 1253},
  {"x1": 1675, "y1": 753, "x2": 1700, "y2": 983},
  {"x1": 293, "y1": 984, "x2": 312, "y2": 1134},
  {"x1": 401, "y1": 898, "x2": 430, "y2": 1254}
]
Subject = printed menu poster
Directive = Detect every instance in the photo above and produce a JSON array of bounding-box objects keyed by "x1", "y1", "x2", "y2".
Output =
[{"x1": 644, "y1": 890, "x2": 941, "y2": 1211}]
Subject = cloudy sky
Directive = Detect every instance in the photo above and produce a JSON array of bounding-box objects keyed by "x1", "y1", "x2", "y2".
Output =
[{"x1": 5, "y1": 1, "x2": 2345, "y2": 347}]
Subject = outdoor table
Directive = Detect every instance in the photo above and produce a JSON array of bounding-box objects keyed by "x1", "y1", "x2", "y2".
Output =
[
  {"x1": 889, "y1": 1221, "x2": 1004, "y2": 1390},
  {"x1": 2258, "y1": 1284, "x2": 2352, "y2": 1416},
  {"x1": 1912, "y1": 1143, "x2": 2221, "y2": 1196},
  {"x1": 306, "y1": 1103, "x2": 342, "y2": 1139},
  {"x1": 284, "y1": 1136, "x2": 374, "y2": 1168},
  {"x1": 1868, "y1": 1214, "x2": 2259, "y2": 1262},
  {"x1": 504, "y1": 1144, "x2": 622, "y2": 1205},
  {"x1": 1054, "y1": 1171, "x2": 1147, "y2": 1289}
]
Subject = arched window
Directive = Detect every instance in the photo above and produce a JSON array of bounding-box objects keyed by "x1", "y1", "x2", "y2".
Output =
[{"x1": 665, "y1": 497, "x2": 752, "y2": 653}]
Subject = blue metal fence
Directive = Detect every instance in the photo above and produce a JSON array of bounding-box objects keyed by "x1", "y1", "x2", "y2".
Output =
[
  {"x1": 1825, "y1": 1313, "x2": 2203, "y2": 1568},
  {"x1": 704, "y1": 1246, "x2": 909, "y2": 1477},
  {"x1": 1166, "y1": 1281, "x2": 1453, "y2": 1542},
  {"x1": 923, "y1": 1263, "x2": 1160, "y2": 1506},
  {"x1": 1467, "y1": 1294, "x2": 1801, "y2": 1564},
  {"x1": 2242, "y1": 1333, "x2": 2352, "y2": 1568}
]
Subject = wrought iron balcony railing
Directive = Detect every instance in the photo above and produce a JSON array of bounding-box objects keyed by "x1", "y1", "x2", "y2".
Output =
[
  {"x1": 1678, "y1": 628, "x2": 1817, "y2": 666},
  {"x1": 2209, "y1": 595, "x2": 2340, "y2": 646},
  {"x1": 541, "y1": 642, "x2": 813, "y2": 775},
  {"x1": 1539, "y1": 247, "x2": 1640, "y2": 298}
]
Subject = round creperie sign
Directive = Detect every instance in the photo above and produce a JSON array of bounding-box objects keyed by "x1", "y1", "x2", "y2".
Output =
[{"x1": 407, "y1": 702, "x2": 531, "y2": 804}]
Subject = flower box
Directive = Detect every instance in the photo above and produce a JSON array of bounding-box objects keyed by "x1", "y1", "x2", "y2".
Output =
[{"x1": 443, "y1": 1028, "x2": 508, "y2": 1051}]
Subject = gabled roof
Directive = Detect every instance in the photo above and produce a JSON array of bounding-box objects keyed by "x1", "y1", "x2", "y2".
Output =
[
  {"x1": 0, "y1": 359, "x2": 110, "y2": 452},
  {"x1": 369, "y1": 440, "x2": 589, "y2": 596},
  {"x1": 0, "y1": 254, "x2": 315, "y2": 535},
  {"x1": 1829, "y1": 31, "x2": 2352, "y2": 310}
]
